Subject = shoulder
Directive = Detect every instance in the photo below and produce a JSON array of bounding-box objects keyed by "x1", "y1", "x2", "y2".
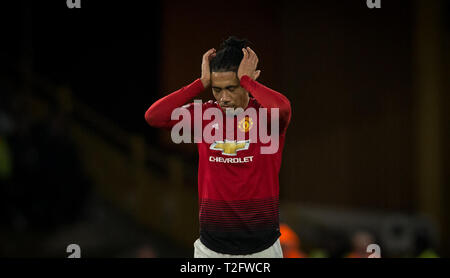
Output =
[
  {"x1": 181, "y1": 100, "x2": 219, "y2": 112},
  {"x1": 249, "y1": 98, "x2": 261, "y2": 109},
  {"x1": 242, "y1": 98, "x2": 261, "y2": 115},
  {"x1": 203, "y1": 100, "x2": 218, "y2": 109}
]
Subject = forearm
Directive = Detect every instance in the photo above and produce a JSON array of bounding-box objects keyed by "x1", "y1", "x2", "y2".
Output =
[
  {"x1": 145, "y1": 78, "x2": 204, "y2": 128},
  {"x1": 240, "y1": 75, "x2": 291, "y2": 126}
]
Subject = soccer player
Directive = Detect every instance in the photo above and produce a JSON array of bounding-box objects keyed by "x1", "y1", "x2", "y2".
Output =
[{"x1": 145, "y1": 36, "x2": 291, "y2": 258}]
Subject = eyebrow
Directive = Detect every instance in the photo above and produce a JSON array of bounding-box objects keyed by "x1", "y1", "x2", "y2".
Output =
[{"x1": 212, "y1": 85, "x2": 239, "y2": 90}]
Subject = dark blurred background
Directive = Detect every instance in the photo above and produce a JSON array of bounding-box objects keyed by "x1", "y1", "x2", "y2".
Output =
[{"x1": 0, "y1": 0, "x2": 448, "y2": 258}]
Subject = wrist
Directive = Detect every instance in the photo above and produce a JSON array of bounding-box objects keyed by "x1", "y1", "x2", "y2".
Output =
[
  {"x1": 239, "y1": 74, "x2": 252, "y2": 85},
  {"x1": 188, "y1": 78, "x2": 206, "y2": 96},
  {"x1": 239, "y1": 74, "x2": 252, "y2": 80},
  {"x1": 200, "y1": 77, "x2": 209, "y2": 88}
]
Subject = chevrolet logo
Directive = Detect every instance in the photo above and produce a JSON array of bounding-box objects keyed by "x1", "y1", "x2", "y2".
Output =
[{"x1": 210, "y1": 140, "x2": 250, "y2": 156}]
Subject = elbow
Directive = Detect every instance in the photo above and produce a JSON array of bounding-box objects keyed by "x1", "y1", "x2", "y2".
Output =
[
  {"x1": 145, "y1": 107, "x2": 158, "y2": 127},
  {"x1": 280, "y1": 98, "x2": 292, "y2": 121}
]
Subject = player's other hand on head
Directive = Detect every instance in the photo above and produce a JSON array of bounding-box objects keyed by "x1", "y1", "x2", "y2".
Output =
[
  {"x1": 200, "y1": 48, "x2": 216, "y2": 88},
  {"x1": 238, "y1": 47, "x2": 261, "y2": 81}
]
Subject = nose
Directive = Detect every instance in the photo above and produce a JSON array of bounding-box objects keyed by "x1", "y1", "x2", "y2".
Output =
[{"x1": 220, "y1": 91, "x2": 232, "y2": 104}]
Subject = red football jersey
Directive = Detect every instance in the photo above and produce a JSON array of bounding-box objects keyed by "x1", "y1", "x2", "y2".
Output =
[{"x1": 145, "y1": 76, "x2": 291, "y2": 254}]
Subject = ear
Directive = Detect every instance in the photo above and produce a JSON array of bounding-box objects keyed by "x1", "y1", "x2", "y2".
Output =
[{"x1": 254, "y1": 70, "x2": 261, "y2": 81}]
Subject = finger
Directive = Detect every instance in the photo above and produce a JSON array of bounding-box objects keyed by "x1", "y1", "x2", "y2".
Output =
[
  {"x1": 254, "y1": 70, "x2": 261, "y2": 80},
  {"x1": 242, "y1": 48, "x2": 248, "y2": 60},
  {"x1": 247, "y1": 47, "x2": 258, "y2": 63},
  {"x1": 248, "y1": 46, "x2": 257, "y2": 55},
  {"x1": 204, "y1": 48, "x2": 215, "y2": 57},
  {"x1": 245, "y1": 47, "x2": 251, "y2": 60},
  {"x1": 246, "y1": 47, "x2": 255, "y2": 57}
]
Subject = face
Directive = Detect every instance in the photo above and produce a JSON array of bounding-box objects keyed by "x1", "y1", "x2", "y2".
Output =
[{"x1": 211, "y1": 71, "x2": 249, "y2": 112}]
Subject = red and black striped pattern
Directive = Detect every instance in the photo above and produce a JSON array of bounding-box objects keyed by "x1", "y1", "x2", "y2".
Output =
[
  {"x1": 198, "y1": 197, "x2": 280, "y2": 254},
  {"x1": 199, "y1": 197, "x2": 279, "y2": 232}
]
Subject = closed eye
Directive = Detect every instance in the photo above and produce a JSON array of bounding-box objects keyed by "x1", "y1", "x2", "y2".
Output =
[
  {"x1": 212, "y1": 86, "x2": 238, "y2": 93},
  {"x1": 226, "y1": 86, "x2": 238, "y2": 92}
]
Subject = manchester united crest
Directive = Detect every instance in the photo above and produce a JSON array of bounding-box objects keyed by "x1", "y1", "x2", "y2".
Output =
[{"x1": 238, "y1": 117, "x2": 253, "y2": 132}]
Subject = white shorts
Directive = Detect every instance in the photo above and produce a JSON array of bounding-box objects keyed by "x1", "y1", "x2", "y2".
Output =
[{"x1": 194, "y1": 238, "x2": 283, "y2": 258}]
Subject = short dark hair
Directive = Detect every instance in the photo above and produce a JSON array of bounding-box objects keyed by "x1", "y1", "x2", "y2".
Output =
[{"x1": 210, "y1": 36, "x2": 250, "y2": 73}]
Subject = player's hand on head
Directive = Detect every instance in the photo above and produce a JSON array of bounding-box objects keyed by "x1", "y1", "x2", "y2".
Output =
[
  {"x1": 238, "y1": 47, "x2": 261, "y2": 81},
  {"x1": 200, "y1": 48, "x2": 216, "y2": 88}
]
